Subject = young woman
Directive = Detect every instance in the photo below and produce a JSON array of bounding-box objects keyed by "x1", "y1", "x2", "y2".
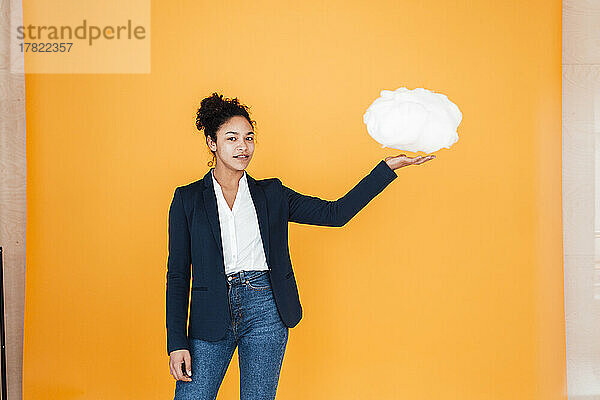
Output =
[{"x1": 167, "y1": 93, "x2": 435, "y2": 400}]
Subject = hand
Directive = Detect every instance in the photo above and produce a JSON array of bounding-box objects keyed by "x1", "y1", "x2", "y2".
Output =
[
  {"x1": 169, "y1": 349, "x2": 192, "y2": 381},
  {"x1": 384, "y1": 154, "x2": 436, "y2": 170}
]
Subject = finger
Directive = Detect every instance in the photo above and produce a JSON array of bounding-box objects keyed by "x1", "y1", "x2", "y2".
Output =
[
  {"x1": 172, "y1": 364, "x2": 181, "y2": 381},
  {"x1": 416, "y1": 156, "x2": 435, "y2": 164},
  {"x1": 174, "y1": 358, "x2": 189, "y2": 381},
  {"x1": 174, "y1": 362, "x2": 185, "y2": 381},
  {"x1": 180, "y1": 361, "x2": 192, "y2": 381},
  {"x1": 184, "y1": 353, "x2": 193, "y2": 378}
]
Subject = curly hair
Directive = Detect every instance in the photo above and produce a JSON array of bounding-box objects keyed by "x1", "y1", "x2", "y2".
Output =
[{"x1": 195, "y1": 92, "x2": 256, "y2": 166}]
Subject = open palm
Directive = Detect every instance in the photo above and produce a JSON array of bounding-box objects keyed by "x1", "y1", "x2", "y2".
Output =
[{"x1": 384, "y1": 154, "x2": 436, "y2": 170}]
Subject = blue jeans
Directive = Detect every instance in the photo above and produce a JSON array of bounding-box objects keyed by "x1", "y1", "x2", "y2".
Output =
[{"x1": 174, "y1": 270, "x2": 289, "y2": 400}]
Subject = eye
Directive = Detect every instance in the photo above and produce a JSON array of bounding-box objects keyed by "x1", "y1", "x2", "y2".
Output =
[
  {"x1": 247, "y1": 137, "x2": 253, "y2": 141},
  {"x1": 228, "y1": 137, "x2": 235, "y2": 141}
]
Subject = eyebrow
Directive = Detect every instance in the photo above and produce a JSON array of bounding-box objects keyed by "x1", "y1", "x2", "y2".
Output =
[{"x1": 225, "y1": 131, "x2": 254, "y2": 135}]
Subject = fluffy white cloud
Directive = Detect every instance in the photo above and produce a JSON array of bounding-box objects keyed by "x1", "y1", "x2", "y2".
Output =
[{"x1": 363, "y1": 87, "x2": 461, "y2": 153}]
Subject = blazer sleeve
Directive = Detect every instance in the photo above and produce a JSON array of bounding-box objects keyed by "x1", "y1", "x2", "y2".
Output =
[
  {"x1": 165, "y1": 187, "x2": 192, "y2": 356},
  {"x1": 281, "y1": 159, "x2": 398, "y2": 227}
]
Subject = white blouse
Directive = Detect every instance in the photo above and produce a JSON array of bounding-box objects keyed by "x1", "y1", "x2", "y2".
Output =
[{"x1": 211, "y1": 169, "x2": 269, "y2": 275}]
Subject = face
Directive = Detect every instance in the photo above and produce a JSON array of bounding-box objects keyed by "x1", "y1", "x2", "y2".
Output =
[{"x1": 207, "y1": 115, "x2": 255, "y2": 172}]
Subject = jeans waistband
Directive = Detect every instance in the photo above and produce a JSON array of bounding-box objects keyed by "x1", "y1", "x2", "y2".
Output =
[{"x1": 226, "y1": 269, "x2": 268, "y2": 286}]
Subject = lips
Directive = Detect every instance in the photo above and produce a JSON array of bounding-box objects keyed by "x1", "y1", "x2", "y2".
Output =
[{"x1": 234, "y1": 155, "x2": 249, "y2": 158}]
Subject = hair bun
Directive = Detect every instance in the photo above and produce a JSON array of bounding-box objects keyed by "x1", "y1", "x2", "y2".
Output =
[{"x1": 195, "y1": 92, "x2": 256, "y2": 148}]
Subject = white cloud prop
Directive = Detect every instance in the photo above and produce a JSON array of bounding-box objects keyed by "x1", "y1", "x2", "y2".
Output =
[{"x1": 363, "y1": 87, "x2": 461, "y2": 153}]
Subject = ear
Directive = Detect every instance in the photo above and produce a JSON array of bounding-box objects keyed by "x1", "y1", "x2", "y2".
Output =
[{"x1": 206, "y1": 135, "x2": 216, "y2": 152}]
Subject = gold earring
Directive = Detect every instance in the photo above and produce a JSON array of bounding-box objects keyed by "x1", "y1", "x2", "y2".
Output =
[{"x1": 207, "y1": 153, "x2": 215, "y2": 167}]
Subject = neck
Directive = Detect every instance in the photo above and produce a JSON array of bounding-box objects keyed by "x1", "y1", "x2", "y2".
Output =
[{"x1": 212, "y1": 165, "x2": 244, "y2": 189}]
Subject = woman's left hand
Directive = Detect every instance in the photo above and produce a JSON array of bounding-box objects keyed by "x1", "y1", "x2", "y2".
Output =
[{"x1": 384, "y1": 154, "x2": 436, "y2": 170}]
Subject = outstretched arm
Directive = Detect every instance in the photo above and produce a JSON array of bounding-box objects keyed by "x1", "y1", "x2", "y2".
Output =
[
  {"x1": 281, "y1": 154, "x2": 435, "y2": 227},
  {"x1": 281, "y1": 155, "x2": 434, "y2": 227}
]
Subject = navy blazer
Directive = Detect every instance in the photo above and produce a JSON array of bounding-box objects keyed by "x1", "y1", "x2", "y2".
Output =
[{"x1": 166, "y1": 159, "x2": 398, "y2": 355}]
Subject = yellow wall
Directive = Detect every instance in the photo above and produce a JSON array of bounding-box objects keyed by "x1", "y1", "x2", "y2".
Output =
[{"x1": 23, "y1": 0, "x2": 564, "y2": 399}]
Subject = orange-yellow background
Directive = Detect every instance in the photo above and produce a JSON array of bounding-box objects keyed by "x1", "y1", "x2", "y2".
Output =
[{"x1": 23, "y1": 1, "x2": 564, "y2": 399}]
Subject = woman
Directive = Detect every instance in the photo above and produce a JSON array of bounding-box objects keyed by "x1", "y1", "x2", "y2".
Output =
[{"x1": 167, "y1": 93, "x2": 435, "y2": 399}]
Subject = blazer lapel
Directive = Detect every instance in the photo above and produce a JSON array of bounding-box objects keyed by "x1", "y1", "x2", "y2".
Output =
[
  {"x1": 202, "y1": 169, "x2": 224, "y2": 262},
  {"x1": 201, "y1": 169, "x2": 271, "y2": 270},
  {"x1": 246, "y1": 173, "x2": 271, "y2": 264}
]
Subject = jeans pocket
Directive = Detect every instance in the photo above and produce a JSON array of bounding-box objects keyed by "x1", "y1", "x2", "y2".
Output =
[{"x1": 245, "y1": 272, "x2": 271, "y2": 291}]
